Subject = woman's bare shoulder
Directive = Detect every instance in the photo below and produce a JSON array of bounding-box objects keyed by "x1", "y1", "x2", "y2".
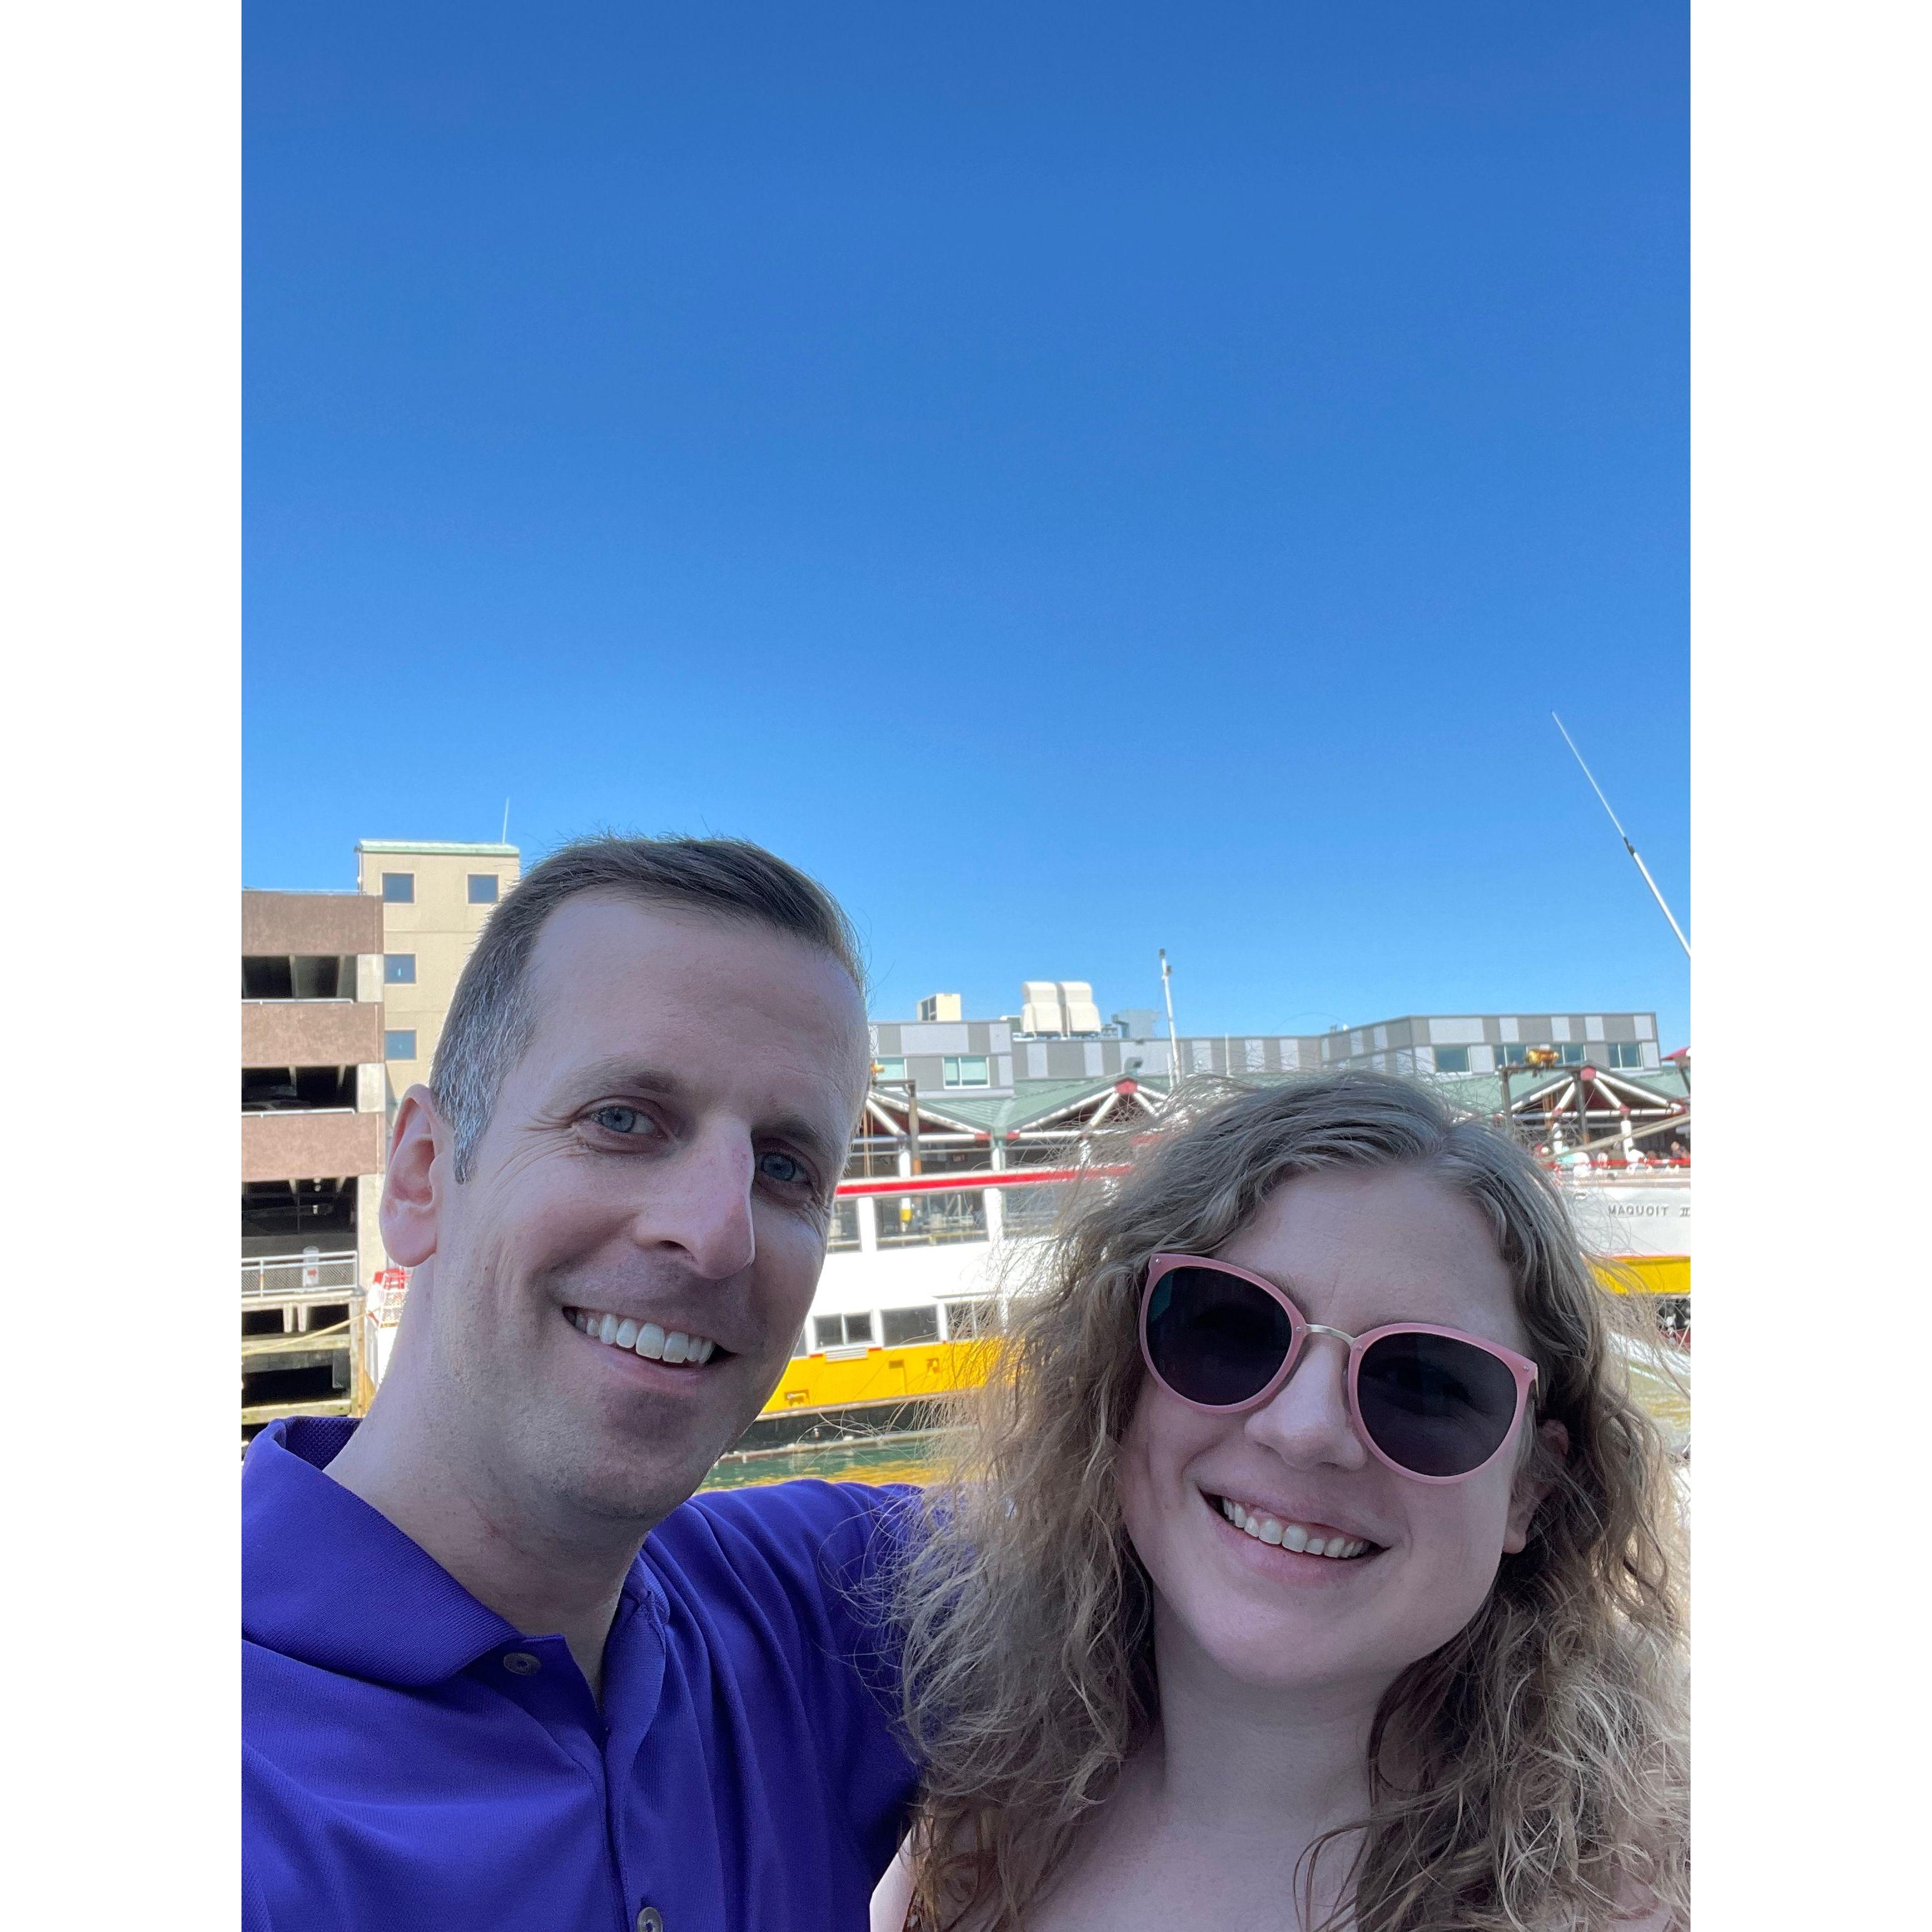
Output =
[
  {"x1": 1611, "y1": 1889, "x2": 1684, "y2": 1931},
  {"x1": 869, "y1": 1839, "x2": 916, "y2": 1932}
]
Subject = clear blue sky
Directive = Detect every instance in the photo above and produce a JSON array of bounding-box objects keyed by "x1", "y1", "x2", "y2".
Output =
[{"x1": 245, "y1": 1, "x2": 1689, "y2": 1048}]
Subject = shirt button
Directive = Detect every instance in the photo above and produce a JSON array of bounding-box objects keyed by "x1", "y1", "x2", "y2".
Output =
[
  {"x1": 501, "y1": 1651, "x2": 542, "y2": 1676},
  {"x1": 636, "y1": 1909, "x2": 664, "y2": 1932}
]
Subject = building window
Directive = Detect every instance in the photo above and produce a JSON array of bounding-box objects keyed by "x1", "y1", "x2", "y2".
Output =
[
  {"x1": 943, "y1": 1055, "x2": 990, "y2": 1089},
  {"x1": 812, "y1": 1311, "x2": 875, "y2": 1350},
  {"x1": 467, "y1": 873, "x2": 500, "y2": 905},
  {"x1": 384, "y1": 1030, "x2": 417, "y2": 1061},
  {"x1": 873, "y1": 1056, "x2": 907, "y2": 1083},
  {"x1": 1608, "y1": 1041, "x2": 1645, "y2": 1069},
  {"x1": 1433, "y1": 1046, "x2": 1471, "y2": 1074},
  {"x1": 381, "y1": 872, "x2": 414, "y2": 903},
  {"x1": 882, "y1": 1305, "x2": 941, "y2": 1346},
  {"x1": 1560, "y1": 1043, "x2": 1586, "y2": 1065},
  {"x1": 1498, "y1": 1044, "x2": 1529, "y2": 1066},
  {"x1": 384, "y1": 953, "x2": 416, "y2": 984}
]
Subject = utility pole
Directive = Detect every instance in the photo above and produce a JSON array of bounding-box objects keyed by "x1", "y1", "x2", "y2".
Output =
[{"x1": 1159, "y1": 948, "x2": 1181, "y2": 1085}]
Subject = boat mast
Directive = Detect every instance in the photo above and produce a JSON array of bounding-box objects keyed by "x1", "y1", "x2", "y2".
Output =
[{"x1": 1552, "y1": 712, "x2": 1691, "y2": 959}]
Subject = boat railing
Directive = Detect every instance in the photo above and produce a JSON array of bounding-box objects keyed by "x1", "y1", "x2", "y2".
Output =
[{"x1": 1544, "y1": 1158, "x2": 1691, "y2": 1177}]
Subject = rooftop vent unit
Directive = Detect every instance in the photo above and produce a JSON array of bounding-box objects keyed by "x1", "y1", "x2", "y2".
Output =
[
  {"x1": 1020, "y1": 979, "x2": 1102, "y2": 1038},
  {"x1": 917, "y1": 992, "x2": 963, "y2": 1023}
]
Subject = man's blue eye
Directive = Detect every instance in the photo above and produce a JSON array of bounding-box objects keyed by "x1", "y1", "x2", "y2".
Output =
[
  {"x1": 591, "y1": 1106, "x2": 644, "y2": 1134},
  {"x1": 758, "y1": 1150, "x2": 809, "y2": 1187}
]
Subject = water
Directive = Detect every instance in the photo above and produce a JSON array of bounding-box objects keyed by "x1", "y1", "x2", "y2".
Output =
[{"x1": 700, "y1": 1433, "x2": 946, "y2": 1491}]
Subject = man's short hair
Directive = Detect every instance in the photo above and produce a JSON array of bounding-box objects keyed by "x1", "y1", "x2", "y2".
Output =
[{"x1": 429, "y1": 835, "x2": 867, "y2": 1181}]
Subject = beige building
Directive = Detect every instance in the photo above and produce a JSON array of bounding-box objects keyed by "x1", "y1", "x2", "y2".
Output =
[{"x1": 355, "y1": 840, "x2": 521, "y2": 1108}]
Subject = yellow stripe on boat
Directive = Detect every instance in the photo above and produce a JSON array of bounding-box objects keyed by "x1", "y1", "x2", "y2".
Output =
[
  {"x1": 760, "y1": 1337, "x2": 999, "y2": 1415},
  {"x1": 1598, "y1": 1254, "x2": 1690, "y2": 1296}
]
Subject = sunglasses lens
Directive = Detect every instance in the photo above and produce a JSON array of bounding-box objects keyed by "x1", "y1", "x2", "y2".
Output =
[
  {"x1": 1144, "y1": 1266, "x2": 1294, "y2": 1408},
  {"x1": 1355, "y1": 1332, "x2": 1523, "y2": 1478}
]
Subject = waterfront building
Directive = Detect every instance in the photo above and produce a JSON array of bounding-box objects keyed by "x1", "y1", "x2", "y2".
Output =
[{"x1": 868, "y1": 987, "x2": 1666, "y2": 1099}]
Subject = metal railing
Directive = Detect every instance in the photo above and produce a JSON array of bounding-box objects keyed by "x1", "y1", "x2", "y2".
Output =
[{"x1": 242, "y1": 1250, "x2": 359, "y2": 1300}]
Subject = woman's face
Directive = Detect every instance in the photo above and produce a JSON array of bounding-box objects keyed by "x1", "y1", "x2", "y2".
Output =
[{"x1": 1116, "y1": 1165, "x2": 1562, "y2": 1704}]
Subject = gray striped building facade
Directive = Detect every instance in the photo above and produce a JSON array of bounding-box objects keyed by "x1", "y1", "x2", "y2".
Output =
[{"x1": 869, "y1": 1010, "x2": 1663, "y2": 1102}]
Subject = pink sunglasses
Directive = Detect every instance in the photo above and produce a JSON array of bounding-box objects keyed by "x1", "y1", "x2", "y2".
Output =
[{"x1": 1139, "y1": 1252, "x2": 1540, "y2": 1484}]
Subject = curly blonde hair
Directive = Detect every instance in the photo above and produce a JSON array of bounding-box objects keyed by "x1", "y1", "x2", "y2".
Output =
[{"x1": 891, "y1": 1072, "x2": 1689, "y2": 1931}]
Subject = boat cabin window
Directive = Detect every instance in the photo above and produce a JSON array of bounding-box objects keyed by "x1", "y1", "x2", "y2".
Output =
[
  {"x1": 941, "y1": 1297, "x2": 1001, "y2": 1340},
  {"x1": 813, "y1": 1312, "x2": 875, "y2": 1350},
  {"x1": 882, "y1": 1305, "x2": 940, "y2": 1346},
  {"x1": 826, "y1": 1199, "x2": 862, "y2": 1251}
]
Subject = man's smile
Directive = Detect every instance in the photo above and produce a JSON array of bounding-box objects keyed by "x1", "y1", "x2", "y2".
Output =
[{"x1": 564, "y1": 1304, "x2": 733, "y2": 1368}]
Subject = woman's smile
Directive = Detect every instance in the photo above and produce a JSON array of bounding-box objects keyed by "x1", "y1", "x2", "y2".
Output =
[{"x1": 1207, "y1": 1490, "x2": 1383, "y2": 1563}]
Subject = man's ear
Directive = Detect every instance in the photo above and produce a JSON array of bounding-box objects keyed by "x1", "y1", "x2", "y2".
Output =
[
  {"x1": 1502, "y1": 1418, "x2": 1570, "y2": 1553},
  {"x1": 380, "y1": 1086, "x2": 450, "y2": 1269}
]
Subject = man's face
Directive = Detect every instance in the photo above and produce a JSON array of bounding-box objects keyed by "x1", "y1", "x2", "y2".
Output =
[{"x1": 395, "y1": 895, "x2": 868, "y2": 1526}]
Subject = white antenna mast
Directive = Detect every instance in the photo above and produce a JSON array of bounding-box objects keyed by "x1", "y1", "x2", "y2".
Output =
[
  {"x1": 1552, "y1": 713, "x2": 1690, "y2": 959},
  {"x1": 1159, "y1": 948, "x2": 1182, "y2": 1084},
  {"x1": 501, "y1": 798, "x2": 511, "y2": 845}
]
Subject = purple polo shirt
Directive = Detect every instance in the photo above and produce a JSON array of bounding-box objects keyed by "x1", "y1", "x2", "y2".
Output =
[{"x1": 243, "y1": 1418, "x2": 918, "y2": 1931}]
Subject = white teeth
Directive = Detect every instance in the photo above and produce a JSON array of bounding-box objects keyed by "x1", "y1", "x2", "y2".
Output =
[
  {"x1": 571, "y1": 1309, "x2": 719, "y2": 1365},
  {"x1": 1215, "y1": 1496, "x2": 1371, "y2": 1560}
]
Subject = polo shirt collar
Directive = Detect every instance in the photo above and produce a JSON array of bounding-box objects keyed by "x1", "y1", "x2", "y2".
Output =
[{"x1": 244, "y1": 1417, "x2": 527, "y2": 1686}]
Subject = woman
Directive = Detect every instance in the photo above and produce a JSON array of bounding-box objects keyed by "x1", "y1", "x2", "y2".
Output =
[{"x1": 877, "y1": 1072, "x2": 1687, "y2": 1930}]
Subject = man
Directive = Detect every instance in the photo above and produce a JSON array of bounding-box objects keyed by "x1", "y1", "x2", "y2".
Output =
[{"x1": 244, "y1": 836, "x2": 915, "y2": 1931}]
